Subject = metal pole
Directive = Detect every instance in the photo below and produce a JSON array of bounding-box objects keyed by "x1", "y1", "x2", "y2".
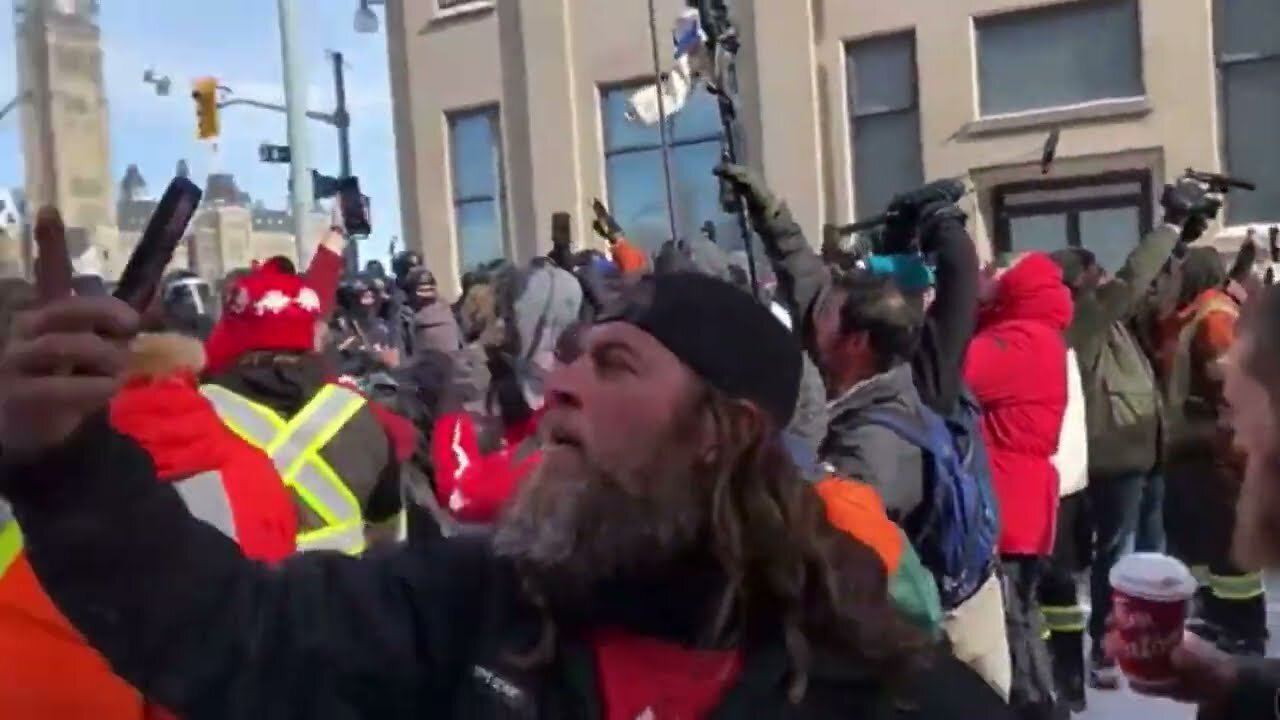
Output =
[
  {"x1": 331, "y1": 50, "x2": 359, "y2": 274},
  {"x1": 277, "y1": 0, "x2": 313, "y2": 264},
  {"x1": 645, "y1": 0, "x2": 681, "y2": 246}
]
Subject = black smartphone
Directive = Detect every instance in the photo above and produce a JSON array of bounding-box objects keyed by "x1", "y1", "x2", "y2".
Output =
[
  {"x1": 338, "y1": 176, "x2": 371, "y2": 237},
  {"x1": 113, "y1": 177, "x2": 202, "y2": 311}
]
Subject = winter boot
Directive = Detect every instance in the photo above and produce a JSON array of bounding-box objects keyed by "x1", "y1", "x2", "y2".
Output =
[{"x1": 1047, "y1": 630, "x2": 1086, "y2": 713}]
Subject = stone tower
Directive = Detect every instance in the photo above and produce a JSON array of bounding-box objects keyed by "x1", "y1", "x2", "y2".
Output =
[{"x1": 14, "y1": 0, "x2": 117, "y2": 276}]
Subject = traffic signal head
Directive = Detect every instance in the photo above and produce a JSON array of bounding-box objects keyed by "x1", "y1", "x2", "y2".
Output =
[{"x1": 192, "y1": 76, "x2": 219, "y2": 140}]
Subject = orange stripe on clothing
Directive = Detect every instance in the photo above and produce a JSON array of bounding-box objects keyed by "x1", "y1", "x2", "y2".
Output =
[{"x1": 814, "y1": 477, "x2": 905, "y2": 573}]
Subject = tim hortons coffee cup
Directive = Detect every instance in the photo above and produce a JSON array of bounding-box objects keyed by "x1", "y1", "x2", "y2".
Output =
[{"x1": 1108, "y1": 552, "x2": 1197, "y2": 690}]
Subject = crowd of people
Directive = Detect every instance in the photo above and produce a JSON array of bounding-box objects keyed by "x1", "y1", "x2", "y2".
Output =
[{"x1": 0, "y1": 162, "x2": 1278, "y2": 720}]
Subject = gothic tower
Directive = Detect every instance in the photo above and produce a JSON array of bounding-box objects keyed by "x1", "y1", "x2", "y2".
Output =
[{"x1": 14, "y1": 0, "x2": 117, "y2": 275}]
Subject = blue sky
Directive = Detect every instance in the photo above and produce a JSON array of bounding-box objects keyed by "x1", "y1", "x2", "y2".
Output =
[{"x1": 0, "y1": 0, "x2": 402, "y2": 264}]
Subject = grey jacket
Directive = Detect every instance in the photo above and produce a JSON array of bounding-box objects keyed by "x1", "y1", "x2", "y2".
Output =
[
  {"x1": 410, "y1": 301, "x2": 462, "y2": 355},
  {"x1": 820, "y1": 363, "x2": 926, "y2": 522}
]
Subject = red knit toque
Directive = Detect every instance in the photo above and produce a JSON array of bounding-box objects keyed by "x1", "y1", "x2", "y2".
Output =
[{"x1": 204, "y1": 262, "x2": 321, "y2": 368}]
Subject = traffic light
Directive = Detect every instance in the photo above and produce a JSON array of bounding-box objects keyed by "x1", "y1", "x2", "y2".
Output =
[{"x1": 192, "y1": 76, "x2": 220, "y2": 140}]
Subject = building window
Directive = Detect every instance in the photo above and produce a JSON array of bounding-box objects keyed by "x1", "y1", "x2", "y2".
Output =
[
  {"x1": 447, "y1": 107, "x2": 507, "y2": 273},
  {"x1": 434, "y1": 0, "x2": 493, "y2": 20},
  {"x1": 846, "y1": 32, "x2": 924, "y2": 218},
  {"x1": 1215, "y1": 0, "x2": 1280, "y2": 225},
  {"x1": 975, "y1": 0, "x2": 1143, "y2": 117},
  {"x1": 993, "y1": 171, "x2": 1154, "y2": 272},
  {"x1": 601, "y1": 85, "x2": 735, "y2": 251}
]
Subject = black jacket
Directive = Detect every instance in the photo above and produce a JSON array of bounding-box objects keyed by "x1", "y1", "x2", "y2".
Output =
[
  {"x1": 2, "y1": 416, "x2": 1014, "y2": 719},
  {"x1": 758, "y1": 204, "x2": 978, "y2": 417}
]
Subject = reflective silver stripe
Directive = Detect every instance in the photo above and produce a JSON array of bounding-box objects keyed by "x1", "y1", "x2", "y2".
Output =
[
  {"x1": 173, "y1": 470, "x2": 238, "y2": 541},
  {"x1": 291, "y1": 461, "x2": 365, "y2": 553},
  {"x1": 268, "y1": 385, "x2": 365, "y2": 478},
  {"x1": 296, "y1": 527, "x2": 364, "y2": 553},
  {"x1": 199, "y1": 384, "x2": 283, "y2": 445},
  {"x1": 0, "y1": 499, "x2": 12, "y2": 526},
  {"x1": 199, "y1": 384, "x2": 367, "y2": 554}
]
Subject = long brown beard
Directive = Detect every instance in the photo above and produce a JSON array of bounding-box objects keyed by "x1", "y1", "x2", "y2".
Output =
[
  {"x1": 1233, "y1": 449, "x2": 1280, "y2": 569},
  {"x1": 491, "y1": 437, "x2": 707, "y2": 607}
]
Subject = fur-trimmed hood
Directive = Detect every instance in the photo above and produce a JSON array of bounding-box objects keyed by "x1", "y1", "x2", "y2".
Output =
[{"x1": 125, "y1": 332, "x2": 206, "y2": 381}]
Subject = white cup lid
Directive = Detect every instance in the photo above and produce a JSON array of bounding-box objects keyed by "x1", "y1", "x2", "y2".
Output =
[{"x1": 1109, "y1": 552, "x2": 1197, "y2": 602}]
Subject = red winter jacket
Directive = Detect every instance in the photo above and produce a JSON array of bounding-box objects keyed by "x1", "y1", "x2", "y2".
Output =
[
  {"x1": 430, "y1": 410, "x2": 542, "y2": 523},
  {"x1": 963, "y1": 253, "x2": 1072, "y2": 556},
  {"x1": 110, "y1": 335, "x2": 299, "y2": 563}
]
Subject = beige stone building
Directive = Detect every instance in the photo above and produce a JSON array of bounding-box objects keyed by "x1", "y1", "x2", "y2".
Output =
[
  {"x1": 386, "y1": 0, "x2": 1279, "y2": 296},
  {"x1": 116, "y1": 168, "x2": 316, "y2": 283}
]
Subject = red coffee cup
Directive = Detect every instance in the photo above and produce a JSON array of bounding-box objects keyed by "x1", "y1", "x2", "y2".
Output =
[{"x1": 1108, "y1": 552, "x2": 1196, "y2": 691}]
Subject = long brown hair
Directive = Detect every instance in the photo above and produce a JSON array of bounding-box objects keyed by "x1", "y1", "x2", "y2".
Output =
[{"x1": 513, "y1": 384, "x2": 931, "y2": 701}]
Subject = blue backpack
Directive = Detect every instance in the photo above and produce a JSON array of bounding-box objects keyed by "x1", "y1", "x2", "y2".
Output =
[{"x1": 863, "y1": 391, "x2": 999, "y2": 609}]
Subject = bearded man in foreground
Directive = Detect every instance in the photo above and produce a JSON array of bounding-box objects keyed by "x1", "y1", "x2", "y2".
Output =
[{"x1": 0, "y1": 220, "x2": 1010, "y2": 718}]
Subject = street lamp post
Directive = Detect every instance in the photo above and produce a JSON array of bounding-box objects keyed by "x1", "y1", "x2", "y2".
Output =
[{"x1": 276, "y1": 0, "x2": 314, "y2": 263}]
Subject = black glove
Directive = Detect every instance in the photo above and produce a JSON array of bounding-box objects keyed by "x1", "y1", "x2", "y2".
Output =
[
  {"x1": 591, "y1": 198, "x2": 624, "y2": 242},
  {"x1": 1161, "y1": 179, "x2": 1217, "y2": 241},
  {"x1": 881, "y1": 179, "x2": 967, "y2": 254},
  {"x1": 916, "y1": 200, "x2": 969, "y2": 255},
  {"x1": 713, "y1": 163, "x2": 780, "y2": 220},
  {"x1": 1230, "y1": 237, "x2": 1258, "y2": 283}
]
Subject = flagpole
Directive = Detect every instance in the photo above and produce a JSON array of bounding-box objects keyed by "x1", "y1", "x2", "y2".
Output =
[{"x1": 646, "y1": 0, "x2": 681, "y2": 246}]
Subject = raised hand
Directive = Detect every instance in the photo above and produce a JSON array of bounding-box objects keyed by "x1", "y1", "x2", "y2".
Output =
[{"x1": 0, "y1": 207, "x2": 138, "y2": 455}]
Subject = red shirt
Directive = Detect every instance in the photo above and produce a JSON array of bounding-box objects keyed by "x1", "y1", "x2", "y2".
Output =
[{"x1": 592, "y1": 628, "x2": 742, "y2": 719}]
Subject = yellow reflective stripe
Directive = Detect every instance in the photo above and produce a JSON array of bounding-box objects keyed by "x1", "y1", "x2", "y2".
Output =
[
  {"x1": 200, "y1": 383, "x2": 369, "y2": 554},
  {"x1": 1191, "y1": 564, "x2": 1210, "y2": 586},
  {"x1": 1042, "y1": 606, "x2": 1087, "y2": 632},
  {"x1": 1209, "y1": 572, "x2": 1265, "y2": 600},
  {"x1": 0, "y1": 521, "x2": 22, "y2": 577}
]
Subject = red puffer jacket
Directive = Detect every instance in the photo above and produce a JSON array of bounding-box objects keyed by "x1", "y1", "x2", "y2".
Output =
[
  {"x1": 430, "y1": 410, "x2": 542, "y2": 523},
  {"x1": 963, "y1": 253, "x2": 1072, "y2": 556},
  {"x1": 110, "y1": 334, "x2": 298, "y2": 563}
]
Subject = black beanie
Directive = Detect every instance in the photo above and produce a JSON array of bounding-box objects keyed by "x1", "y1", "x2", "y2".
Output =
[
  {"x1": 1048, "y1": 247, "x2": 1095, "y2": 289},
  {"x1": 595, "y1": 272, "x2": 803, "y2": 427}
]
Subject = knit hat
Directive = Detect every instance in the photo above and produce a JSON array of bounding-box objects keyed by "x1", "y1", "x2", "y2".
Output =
[
  {"x1": 866, "y1": 254, "x2": 935, "y2": 293},
  {"x1": 596, "y1": 272, "x2": 803, "y2": 427},
  {"x1": 1048, "y1": 247, "x2": 1096, "y2": 289},
  {"x1": 203, "y1": 262, "x2": 322, "y2": 369}
]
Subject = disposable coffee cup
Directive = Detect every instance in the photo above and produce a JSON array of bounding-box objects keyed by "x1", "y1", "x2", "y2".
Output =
[{"x1": 1108, "y1": 552, "x2": 1196, "y2": 690}]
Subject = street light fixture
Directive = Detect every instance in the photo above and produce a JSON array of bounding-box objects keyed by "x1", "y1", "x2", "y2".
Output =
[
  {"x1": 142, "y1": 68, "x2": 172, "y2": 97},
  {"x1": 354, "y1": 0, "x2": 384, "y2": 34}
]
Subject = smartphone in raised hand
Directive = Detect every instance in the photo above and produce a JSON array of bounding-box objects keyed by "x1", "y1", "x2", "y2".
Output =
[
  {"x1": 113, "y1": 177, "x2": 202, "y2": 311},
  {"x1": 337, "y1": 176, "x2": 371, "y2": 237}
]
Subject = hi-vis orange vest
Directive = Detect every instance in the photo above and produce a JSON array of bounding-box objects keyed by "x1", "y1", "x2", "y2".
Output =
[
  {"x1": 0, "y1": 468, "x2": 244, "y2": 718},
  {"x1": 0, "y1": 510, "x2": 144, "y2": 718}
]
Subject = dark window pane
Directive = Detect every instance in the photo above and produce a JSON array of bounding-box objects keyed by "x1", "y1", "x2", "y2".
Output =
[
  {"x1": 1008, "y1": 213, "x2": 1069, "y2": 255},
  {"x1": 848, "y1": 34, "x2": 916, "y2": 115},
  {"x1": 455, "y1": 200, "x2": 504, "y2": 272},
  {"x1": 977, "y1": 0, "x2": 1143, "y2": 116},
  {"x1": 1079, "y1": 206, "x2": 1140, "y2": 273},
  {"x1": 852, "y1": 110, "x2": 924, "y2": 217},
  {"x1": 448, "y1": 111, "x2": 499, "y2": 200},
  {"x1": 605, "y1": 148, "x2": 670, "y2": 251},
  {"x1": 1221, "y1": 57, "x2": 1280, "y2": 224},
  {"x1": 1214, "y1": 0, "x2": 1280, "y2": 58}
]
